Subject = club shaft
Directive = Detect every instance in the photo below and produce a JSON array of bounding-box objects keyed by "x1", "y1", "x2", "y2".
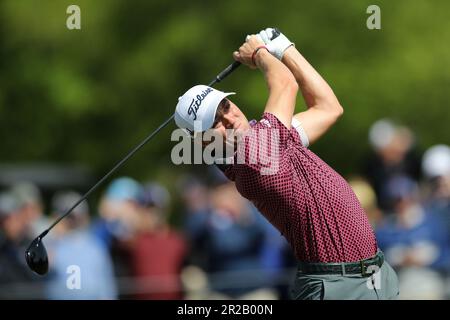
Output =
[
  {"x1": 45, "y1": 114, "x2": 175, "y2": 234},
  {"x1": 41, "y1": 61, "x2": 241, "y2": 236},
  {"x1": 210, "y1": 61, "x2": 241, "y2": 85}
]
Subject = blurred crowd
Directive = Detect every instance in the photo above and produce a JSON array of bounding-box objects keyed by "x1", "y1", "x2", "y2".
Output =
[
  {"x1": 356, "y1": 119, "x2": 450, "y2": 299},
  {"x1": 0, "y1": 118, "x2": 449, "y2": 300},
  {"x1": 0, "y1": 173, "x2": 295, "y2": 300}
]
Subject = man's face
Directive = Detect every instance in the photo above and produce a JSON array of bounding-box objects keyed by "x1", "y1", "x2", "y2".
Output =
[{"x1": 208, "y1": 98, "x2": 250, "y2": 148}]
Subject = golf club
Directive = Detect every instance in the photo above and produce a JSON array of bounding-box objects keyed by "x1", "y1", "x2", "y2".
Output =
[
  {"x1": 25, "y1": 29, "x2": 281, "y2": 275},
  {"x1": 24, "y1": 61, "x2": 246, "y2": 276}
]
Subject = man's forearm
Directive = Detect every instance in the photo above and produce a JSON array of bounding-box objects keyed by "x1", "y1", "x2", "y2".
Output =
[
  {"x1": 282, "y1": 47, "x2": 341, "y2": 112},
  {"x1": 280, "y1": 46, "x2": 343, "y2": 145},
  {"x1": 256, "y1": 49, "x2": 297, "y2": 93},
  {"x1": 253, "y1": 48, "x2": 298, "y2": 128},
  {"x1": 232, "y1": 35, "x2": 298, "y2": 128}
]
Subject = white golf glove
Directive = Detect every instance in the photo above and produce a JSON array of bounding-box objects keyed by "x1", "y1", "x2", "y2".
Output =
[
  {"x1": 245, "y1": 34, "x2": 264, "y2": 43},
  {"x1": 258, "y1": 28, "x2": 294, "y2": 60}
]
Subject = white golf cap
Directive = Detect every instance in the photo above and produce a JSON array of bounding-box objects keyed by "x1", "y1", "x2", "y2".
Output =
[
  {"x1": 174, "y1": 85, "x2": 235, "y2": 135},
  {"x1": 368, "y1": 119, "x2": 396, "y2": 150},
  {"x1": 422, "y1": 144, "x2": 450, "y2": 178}
]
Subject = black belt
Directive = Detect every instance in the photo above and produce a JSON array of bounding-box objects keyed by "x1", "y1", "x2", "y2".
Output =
[{"x1": 297, "y1": 251, "x2": 384, "y2": 277}]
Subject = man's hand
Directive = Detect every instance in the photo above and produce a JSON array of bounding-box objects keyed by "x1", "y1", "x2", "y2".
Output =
[
  {"x1": 258, "y1": 28, "x2": 294, "y2": 60},
  {"x1": 233, "y1": 35, "x2": 266, "y2": 69},
  {"x1": 234, "y1": 33, "x2": 298, "y2": 129}
]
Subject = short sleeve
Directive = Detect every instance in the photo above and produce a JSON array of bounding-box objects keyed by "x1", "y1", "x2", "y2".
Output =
[
  {"x1": 257, "y1": 112, "x2": 292, "y2": 147},
  {"x1": 291, "y1": 117, "x2": 309, "y2": 148}
]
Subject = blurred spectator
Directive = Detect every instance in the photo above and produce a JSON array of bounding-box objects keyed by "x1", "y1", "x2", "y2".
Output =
[
  {"x1": 183, "y1": 180, "x2": 278, "y2": 299},
  {"x1": 211, "y1": 167, "x2": 295, "y2": 298},
  {"x1": 364, "y1": 119, "x2": 422, "y2": 211},
  {"x1": 128, "y1": 182, "x2": 187, "y2": 299},
  {"x1": 422, "y1": 144, "x2": 450, "y2": 181},
  {"x1": 421, "y1": 144, "x2": 450, "y2": 234},
  {"x1": 0, "y1": 190, "x2": 44, "y2": 299},
  {"x1": 375, "y1": 176, "x2": 450, "y2": 272},
  {"x1": 45, "y1": 191, "x2": 117, "y2": 299},
  {"x1": 93, "y1": 177, "x2": 143, "y2": 247},
  {"x1": 91, "y1": 176, "x2": 143, "y2": 297},
  {"x1": 348, "y1": 177, "x2": 383, "y2": 228},
  {"x1": 256, "y1": 209, "x2": 296, "y2": 300},
  {"x1": 10, "y1": 181, "x2": 49, "y2": 238},
  {"x1": 177, "y1": 175, "x2": 211, "y2": 267}
]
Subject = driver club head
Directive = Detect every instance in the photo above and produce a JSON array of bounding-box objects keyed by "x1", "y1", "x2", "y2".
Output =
[{"x1": 25, "y1": 236, "x2": 49, "y2": 275}]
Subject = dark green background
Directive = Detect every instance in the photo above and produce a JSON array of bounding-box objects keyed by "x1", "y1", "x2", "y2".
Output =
[{"x1": 1, "y1": 0, "x2": 448, "y2": 187}]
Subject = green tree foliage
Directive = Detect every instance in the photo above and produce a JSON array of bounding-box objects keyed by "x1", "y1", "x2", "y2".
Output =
[{"x1": 0, "y1": 0, "x2": 449, "y2": 182}]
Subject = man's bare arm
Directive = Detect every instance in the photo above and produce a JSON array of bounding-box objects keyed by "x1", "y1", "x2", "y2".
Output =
[
  {"x1": 233, "y1": 36, "x2": 298, "y2": 128},
  {"x1": 282, "y1": 46, "x2": 343, "y2": 145}
]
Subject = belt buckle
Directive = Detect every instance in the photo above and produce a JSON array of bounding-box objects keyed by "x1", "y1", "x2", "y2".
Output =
[{"x1": 360, "y1": 260, "x2": 370, "y2": 277}]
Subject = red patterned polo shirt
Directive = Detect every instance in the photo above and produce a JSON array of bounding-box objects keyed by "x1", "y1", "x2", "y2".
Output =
[{"x1": 219, "y1": 112, "x2": 377, "y2": 262}]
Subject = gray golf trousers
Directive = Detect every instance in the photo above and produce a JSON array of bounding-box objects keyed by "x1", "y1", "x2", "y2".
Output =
[{"x1": 291, "y1": 259, "x2": 399, "y2": 300}]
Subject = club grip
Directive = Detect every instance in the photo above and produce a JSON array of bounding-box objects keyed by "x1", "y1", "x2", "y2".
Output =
[
  {"x1": 211, "y1": 60, "x2": 241, "y2": 85},
  {"x1": 209, "y1": 28, "x2": 281, "y2": 86}
]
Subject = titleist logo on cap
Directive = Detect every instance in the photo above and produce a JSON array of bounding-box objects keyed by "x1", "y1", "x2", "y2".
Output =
[{"x1": 187, "y1": 88, "x2": 213, "y2": 120}]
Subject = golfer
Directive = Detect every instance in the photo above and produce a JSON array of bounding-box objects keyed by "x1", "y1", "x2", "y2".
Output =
[{"x1": 174, "y1": 28, "x2": 399, "y2": 300}]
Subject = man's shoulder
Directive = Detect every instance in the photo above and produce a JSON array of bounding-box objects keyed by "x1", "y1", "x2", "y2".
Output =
[{"x1": 257, "y1": 112, "x2": 287, "y2": 129}]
